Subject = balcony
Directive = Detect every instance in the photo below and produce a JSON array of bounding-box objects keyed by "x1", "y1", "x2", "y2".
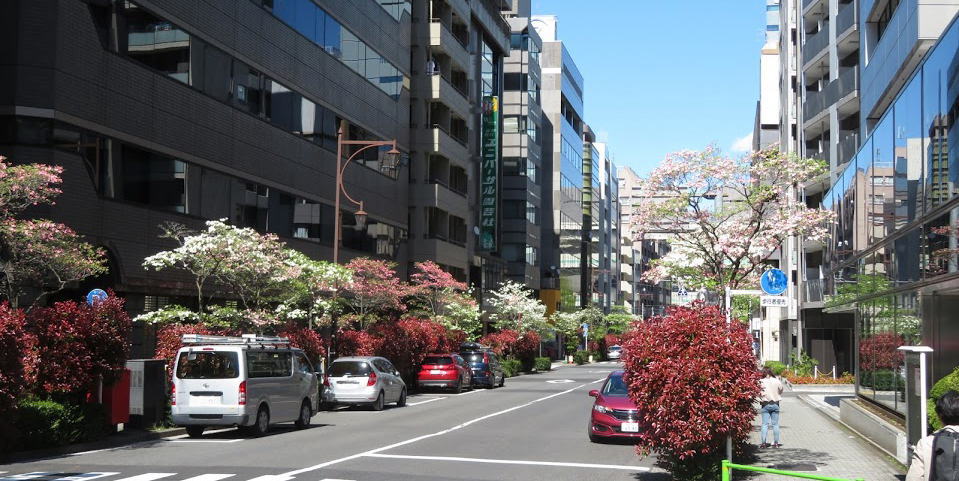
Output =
[
  {"x1": 836, "y1": 2, "x2": 857, "y2": 36},
  {"x1": 838, "y1": 132, "x2": 859, "y2": 164},
  {"x1": 803, "y1": 67, "x2": 859, "y2": 123},
  {"x1": 804, "y1": 88, "x2": 827, "y2": 121},
  {"x1": 804, "y1": 278, "x2": 825, "y2": 305},
  {"x1": 430, "y1": 21, "x2": 470, "y2": 71},
  {"x1": 420, "y1": 126, "x2": 470, "y2": 167},
  {"x1": 803, "y1": 25, "x2": 830, "y2": 66},
  {"x1": 431, "y1": 75, "x2": 470, "y2": 119},
  {"x1": 803, "y1": 0, "x2": 826, "y2": 14}
]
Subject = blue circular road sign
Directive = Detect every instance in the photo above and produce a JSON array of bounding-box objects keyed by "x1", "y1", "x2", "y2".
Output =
[
  {"x1": 760, "y1": 269, "x2": 788, "y2": 295},
  {"x1": 86, "y1": 288, "x2": 108, "y2": 306}
]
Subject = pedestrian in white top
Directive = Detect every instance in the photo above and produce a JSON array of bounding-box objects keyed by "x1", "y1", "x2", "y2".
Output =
[
  {"x1": 759, "y1": 367, "x2": 784, "y2": 448},
  {"x1": 906, "y1": 389, "x2": 959, "y2": 481}
]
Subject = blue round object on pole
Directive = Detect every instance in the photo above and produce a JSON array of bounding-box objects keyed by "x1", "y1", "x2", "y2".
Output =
[
  {"x1": 86, "y1": 288, "x2": 108, "y2": 306},
  {"x1": 760, "y1": 269, "x2": 788, "y2": 295}
]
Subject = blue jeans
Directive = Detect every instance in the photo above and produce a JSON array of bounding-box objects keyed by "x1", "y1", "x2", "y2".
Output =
[{"x1": 760, "y1": 402, "x2": 781, "y2": 444}]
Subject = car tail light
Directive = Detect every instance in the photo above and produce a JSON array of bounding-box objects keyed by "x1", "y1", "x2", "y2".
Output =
[
  {"x1": 485, "y1": 370, "x2": 492, "y2": 378},
  {"x1": 367, "y1": 371, "x2": 377, "y2": 387},
  {"x1": 238, "y1": 381, "x2": 247, "y2": 405},
  {"x1": 323, "y1": 375, "x2": 330, "y2": 387},
  {"x1": 170, "y1": 384, "x2": 176, "y2": 405}
]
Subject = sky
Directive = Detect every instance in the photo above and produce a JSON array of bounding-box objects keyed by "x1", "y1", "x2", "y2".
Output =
[{"x1": 529, "y1": 1, "x2": 768, "y2": 176}]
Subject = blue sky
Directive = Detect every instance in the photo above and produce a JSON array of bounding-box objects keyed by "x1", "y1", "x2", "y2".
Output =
[{"x1": 530, "y1": 1, "x2": 768, "y2": 176}]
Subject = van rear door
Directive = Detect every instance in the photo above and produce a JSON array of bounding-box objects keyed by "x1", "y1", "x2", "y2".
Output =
[{"x1": 174, "y1": 349, "x2": 242, "y2": 409}]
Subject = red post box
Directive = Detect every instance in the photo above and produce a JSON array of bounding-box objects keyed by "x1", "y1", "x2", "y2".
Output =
[{"x1": 103, "y1": 369, "x2": 131, "y2": 425}]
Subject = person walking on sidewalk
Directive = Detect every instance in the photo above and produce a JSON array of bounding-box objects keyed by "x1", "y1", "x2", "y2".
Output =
[
  {"x1": 906, "y1": 389, "x2": 959, "y2": 481},
  {"x1": 759, "y1": 367, "x2": 784, "y2": 449}
]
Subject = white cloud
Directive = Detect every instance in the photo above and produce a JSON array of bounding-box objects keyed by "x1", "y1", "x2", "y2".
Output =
[{"x1": 730, "y1": 133, "x2": 753, "y2": 153}]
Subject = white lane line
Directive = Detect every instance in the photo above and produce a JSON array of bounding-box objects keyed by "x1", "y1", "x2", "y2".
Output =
[
  {"x1": 407, "y1": 397, "x2": 445, "y2": 406},
  {"x1": 279, "y1": 381, "x2": 597, "y2": 476},
  {"x1": 318, "y1": 479, "x2": 355, "y2": 481},
  {"x1": 0, "y1": 474, "x2": 55, "y2": 480},
  {"x1": 245, "y1": 476, "x2": 292, "y2": 481},
  {"x1": 165, "y1": 428, "x2": 236, "y2": 441},
  {"x1": 455, "y1": 389, "x2": 483, "y2": 396},
  {"x1": 178, "y1": 475, "x2": 234, "y2": 481},
  {"x1": 109, "y1": 474, "x2": 176, "y2": 481},
  {"x1": 364, "y1": 454, "x2": 651, "y2": 472},
  {"x1": 590, "y1": 378, "x2": 605, "y2": 384},
  {"x1": 55, "y1": 473, "x2": 120, "y2": 481},
  {"x1": 166, "y1": 437, "x2": 243, "y2": 444}
]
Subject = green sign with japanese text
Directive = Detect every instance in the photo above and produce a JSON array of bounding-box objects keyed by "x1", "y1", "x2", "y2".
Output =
[{"x1": 479, "y1": 95, "x2": 499, "y2": 251}]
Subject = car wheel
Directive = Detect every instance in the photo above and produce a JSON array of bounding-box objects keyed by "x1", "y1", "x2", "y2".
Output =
[
  {"x1": 250, "y1": 405, "x2": 270, "y2": 436},
  {"x1": 185, "y1": 426, "x2": 204, "y2": 438},
  {"x1": 371, "y1": 391, "x2": 385, "y2": 411},
  {"x1": 396, "y1": 388, "x2": 407, "y2": 407},
  {"x1": 294, "y1": 400, "x2": 312, "y2": 429},
  {"x1": 498, "y1": 373, "x2": 505, "y2": 387},
  {"x1": 453, "y1": 380, "x2": 462, "y2": 394}
]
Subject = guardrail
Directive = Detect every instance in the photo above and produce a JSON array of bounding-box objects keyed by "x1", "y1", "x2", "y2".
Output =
[{"x1": 721, "y1": 461, "x2": 864, "y2": 481}]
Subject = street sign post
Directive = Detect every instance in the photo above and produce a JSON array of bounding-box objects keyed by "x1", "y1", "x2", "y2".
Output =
[
  {"x1": 760, "y1": 268, "x2": 788, "y2": 295},
  {"x1": 760, "y1": 296, "x2": 789, "y2": 308},
  {"x1": 86, "y1": 288, "x2": 108, "y2": 306}
]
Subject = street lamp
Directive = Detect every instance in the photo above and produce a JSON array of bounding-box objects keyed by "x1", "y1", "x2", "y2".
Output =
[{"x1": 333, "y1": 122, "x2": 401, "y2": 264}]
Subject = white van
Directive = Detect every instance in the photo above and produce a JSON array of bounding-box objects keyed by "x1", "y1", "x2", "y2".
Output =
[{"x1": 171, "y1": 334, "x2": 319, "y2": 438}]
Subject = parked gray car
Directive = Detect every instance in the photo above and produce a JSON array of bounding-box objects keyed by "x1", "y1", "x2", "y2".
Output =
[
  {"x1": 324, "y1": 356, "x2": 407, "y2": 411},
  {"x1": 607, "y1": 345, "x2": 623, "y2": 360}
]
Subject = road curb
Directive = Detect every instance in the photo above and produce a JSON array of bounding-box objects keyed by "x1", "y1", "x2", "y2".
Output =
[{"x1": 0, "y1": 427, "x2": 187, "y2": 464}]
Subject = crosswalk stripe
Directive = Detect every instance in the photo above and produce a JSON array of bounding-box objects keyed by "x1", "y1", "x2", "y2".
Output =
[
  {"x1": 179, "y1": 475, "x2": 234, "y2": 481},
  {"x1": 110, "y1": 474, "x2": 176, "y2": 481},
  {"x1": 0, "y1": 474, "x2": 57, "y2": 481}
]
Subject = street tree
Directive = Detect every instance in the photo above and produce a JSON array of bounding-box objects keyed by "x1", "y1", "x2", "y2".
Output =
[
  {"x1": 0, "y1": 157, "x2": 106, "y2": 309},
  {"x1": 487, "y1": 280, "x2": 548, "y2": 335},
  {"x1": 276, "y1": 250, "x2": 352, "y2": 329},
  {"x1": 339, "y1": 257, "x2": 407, "y2": 328},
  {"x1": 631, "y1": 147, "x2": 834, "y2": 295},
  {"x1": 406, "y1": 261, "x2": 481, "y2": 337}
]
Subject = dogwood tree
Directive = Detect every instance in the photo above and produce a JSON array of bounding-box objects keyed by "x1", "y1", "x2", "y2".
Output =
[
  {"x1": 276, "y1": 251, "x2": 352, "y2": 329},
  {"x1": 487, "y1": 280, "x2": 548, "y2": 335},
  {"x1": 339, "y1": 258, "x2": 408, "y2": 329},
  {"x1": 0, "y1": 157, "x2": 106, "y2": 309},
  {"x1": 631, "y1": 147, "x2": 834, "y2": 293},
  {"x1": 406, "y1": 261, "x2": 481, "y2": 337}
]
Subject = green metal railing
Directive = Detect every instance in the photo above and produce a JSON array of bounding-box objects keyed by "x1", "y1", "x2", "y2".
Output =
[{"x1": 721, "y1": 461, "x2": 864, "y2": 481}]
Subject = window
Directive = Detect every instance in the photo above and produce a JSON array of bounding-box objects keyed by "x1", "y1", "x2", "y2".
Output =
[
  {"x1": 503, "y1": 116, "x2": 524, "y2": 133},
  {"x1": 119, "y1": 3, "x2": 191, "y2": 84},
  {"x1": 176, "y1": 352, "x2": 239, "y2": 379},
  {"x1": 246, "y1": 351, "x2": 293, "y2": 378},
  {"x1": 503, "y1": 200, "x2": 524, "y2": 219},
  {"x1": 295, "y1": 352, "x2": 314, "y2": 374},
  {"x1": 119, "y1": 144, "x2": 189, "y2": 214},
  {"x1": 449, "y1": 215, "x2": 467, "y2": 245},
  {"x1": 329, "y1": 361, "x2": 371, "y2": 377}
]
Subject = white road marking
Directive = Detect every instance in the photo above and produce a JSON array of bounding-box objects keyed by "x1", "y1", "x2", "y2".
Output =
[
  {"x1": 244, "y1": 476, "x2": 293, "y2": 481},
  {"x1": 363, "y1": 454, "x2": 651, "y2": 472},
  {"x1": 545, "y1": 379, "x2": 575, "y2": 384},
  {"x1": 165, "y1": 428, "x2": 236, "y2": 441},
  {"x1": 166, "y1": 439, "x2": 243, "y2": 444},
  {"x1": 407, "y1": 397, "x2": 445, "y2": 406},
  {"x1": 455, "y1": 389, "x2": 483, "y2": 396},
  {"x1": 54, "y1": 473, "x2": 119, "y2": 481},
  {"x1": 109, "y1": 474, "x2": 176, "y2": 481},
  {"x1": 279, "y1": 380, "x2": 599, "y2": 476},
  {"x1": 0, "y1": 474, "x2": 56, "y2": 480},
  {"x1": 178, "y1": 474, "x2": 234, "y2": 481},
  {"x1": 591, "y1": 378, "x2": 606, "y2": 384},
  {"x1": 318, "y1": 479, "x2": 355, "y2": 481}
]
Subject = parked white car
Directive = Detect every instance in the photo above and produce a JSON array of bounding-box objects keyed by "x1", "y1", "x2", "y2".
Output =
[
  {"x1": 607, "y1": 345, "x2": 623, "y2": 360},
  {"x1": 325, "y1": 356, "x2": 407, "y2": 410},
  {"x1": 171, "y1": 334, "x2": 319, "y2": 438}
]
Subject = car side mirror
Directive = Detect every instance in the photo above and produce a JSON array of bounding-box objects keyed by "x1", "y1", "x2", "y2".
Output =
[
  {"x1": 588, "y1": 390, "x2": 599, "y2": 398},
  {"x1": 394, "y1": 370, "x2": 401, "y2": 376}
]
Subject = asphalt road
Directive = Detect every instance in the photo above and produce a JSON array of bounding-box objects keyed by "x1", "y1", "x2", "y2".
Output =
[{"x1": 0, "y1": 363, "x2": 664, "y2": 481}]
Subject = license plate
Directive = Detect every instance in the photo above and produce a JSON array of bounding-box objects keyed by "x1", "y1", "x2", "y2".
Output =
[
  {"x1": 191, "y1": 396, "x2": 221, "y2": 406},
  {"x1": 621, "y1": 422, "x2": 639, "y2": 433},
  {"x1": 430, "y1": 370, "x2": 444, "y2": 375},
  {"x1": 338, "y1": 380, "x2": 359, "y2": 384}
]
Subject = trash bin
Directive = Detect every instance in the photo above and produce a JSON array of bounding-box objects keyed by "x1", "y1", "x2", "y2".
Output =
[{"x1": 126, "y1": 359, "x2": 168, "y2": 428}]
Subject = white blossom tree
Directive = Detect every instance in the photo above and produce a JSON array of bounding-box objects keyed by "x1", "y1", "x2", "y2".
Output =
[
  {"x1": 487, "y1": 280, "x2": 549, "y2": 335},
  {"x1": 631, "y1": 147, "x2": 835, "y2": 294}
]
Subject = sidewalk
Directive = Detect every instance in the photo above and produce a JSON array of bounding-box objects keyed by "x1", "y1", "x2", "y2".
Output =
[{"x1": 743, "y1": 393, "x2": 904, "y2": 480}]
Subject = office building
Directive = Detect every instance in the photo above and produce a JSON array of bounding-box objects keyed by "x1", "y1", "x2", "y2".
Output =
[{"x1": 0, "y1": 0, "x2": 413, "y2": 312}]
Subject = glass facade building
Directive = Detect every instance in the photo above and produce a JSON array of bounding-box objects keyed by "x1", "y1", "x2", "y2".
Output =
[{"x1": 820, "y1": 16, "x2": 959, "y2": 415}]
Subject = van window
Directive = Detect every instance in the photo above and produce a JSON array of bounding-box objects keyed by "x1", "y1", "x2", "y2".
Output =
[
  {"x1": 176, "y1": 351, "x2": 239, "y2": 379},
  {"x1": 329, "y1": 361, "x2": 371, "y2": 377},
  {"x1": 246, "y1": 351, "x2": 292, "y2": 378},
  {"x1": 295, "y1": 352, "x2": 314, "y2": 374}
]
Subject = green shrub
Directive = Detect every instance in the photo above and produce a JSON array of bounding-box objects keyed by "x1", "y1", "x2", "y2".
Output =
[
  {"x1": 764, "y1": 361, "x2": 787, "y2": 376},
  {"x1": 534, "y1": 357, "x2": 552, "y2": 372},
  {"x1": 790, "y1": 351, "x2": 820, "y2": 377},
  {"x1": 14, "y1": 398, "x2": 107, "y2": 450},
  {"x1": 929, "y1": 366, "x2": 959, "y2": 430},
  {"x1": 501, "y1": 358, "x2": 523, "y2": 377},
  {"x1": 573, "y1": 350, "x2": 590, "y2": 365},
  {"x1": 860, "y1": 370, "x2": 902, "y2": 391}
]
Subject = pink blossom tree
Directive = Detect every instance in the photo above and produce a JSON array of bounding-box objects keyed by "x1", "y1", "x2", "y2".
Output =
[
  {"x1": 406, "y1": 261, "x2": 481, "y2": 337},
  {"x1": 0, "y1": 156, "x2": 107, "y2": 309},
  {"x1": 339, "y1": 257, "x2": 408, "y2": 329},
  {"x1": 630, "y1": 147, "x2": 834, "y2": 295}
]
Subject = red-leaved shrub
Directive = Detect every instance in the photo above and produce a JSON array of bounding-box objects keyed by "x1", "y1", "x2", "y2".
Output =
[
  {"x1": 29, "y1": 295, "x2": 132, "y2": 396},
  {"x1": 622, "y1": 302, "x2": 761, "y2": 480},
  {"x1": 478, "y1": 329, "x2": 520, "y2": 356},
  {"x1": 859, "y1": 331, "x2": 905, "y2": 370},
  {"x1": 372, "y1": 318, "x2": 446, "y2": 377},
  {"x1": 277, "y1": 324, "x2": 326, "y2": 365},
  {"x1": 335, "y1": 329, "x2": 383, "y2": 357},
  {"x1": 0, "y1": 303, "x2": 34, "y2": 412},
  {"x1": 513, "y1": 331, "x2": 540, "y2": 360}
]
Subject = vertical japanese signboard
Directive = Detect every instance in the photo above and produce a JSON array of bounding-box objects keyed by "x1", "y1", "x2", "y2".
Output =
[{"x1": 479, "y1": 95, "x2": 499, "y2": 251}]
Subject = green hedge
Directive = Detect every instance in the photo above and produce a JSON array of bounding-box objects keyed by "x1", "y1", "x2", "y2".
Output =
[
  {"x1": 859, "y1": 370, "x2": 902, "y2": 392},
  {"x1": 534, "y1": 357, "x2": 552, "y2": 372},
  {"x1": 929, "y1": 367, "x2": 959, "y2": 430},
  {"x1": 573, "y1": 350, "x2": 590, "y2": 365},
  {"x1": 501, "y1": 358, "x2": 523, "y2": 378},
  {"x1": 14, "y1": 398, "x2": 108, "y2": 450},
  {"x1": 764, "y1": 361, "x2": 787, "y2": 376}
]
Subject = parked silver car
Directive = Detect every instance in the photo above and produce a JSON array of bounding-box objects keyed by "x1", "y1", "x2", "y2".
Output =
[{"x1": 324, "y1": 356, "x2": 407, "y2": 411}]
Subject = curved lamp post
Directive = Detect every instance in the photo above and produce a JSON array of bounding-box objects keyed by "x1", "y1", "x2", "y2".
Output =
[{"x1": 333, "y1": 124, "x2": 401, "y2": 264}]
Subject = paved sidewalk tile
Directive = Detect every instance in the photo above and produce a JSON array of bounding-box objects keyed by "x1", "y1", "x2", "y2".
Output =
[{"x1": 742, "y1": 394, "x2": 904, "y2": 480}]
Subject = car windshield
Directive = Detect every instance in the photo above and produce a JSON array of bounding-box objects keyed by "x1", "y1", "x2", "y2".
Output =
[
  {"x1": 602, "y1": 374, "x2": 628, "y2": 396},
  {"x1": 422, "y1": 356, "x2": 453, "y2": 365},
  {"x1": 609, "y1": 346, "x2": 622, "y2": 351},
  {"x1": 176, "y1": 351, "x2": 239, "y2": 379},
  {"x1": 329, "y1": 361, "x2": 372, "y2": 377}
]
